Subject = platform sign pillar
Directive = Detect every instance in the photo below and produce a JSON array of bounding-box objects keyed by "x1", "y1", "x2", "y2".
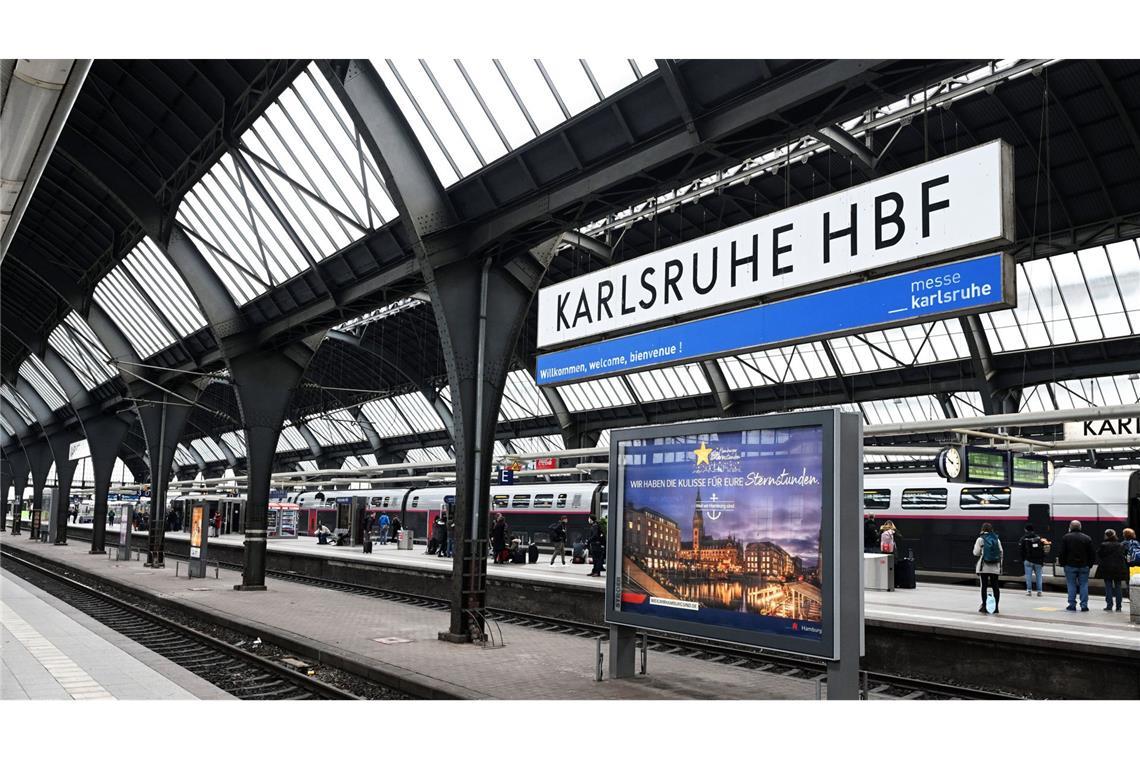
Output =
[
  {"x1": 826, "y1": 412, "x2": 864, "y2": 700},
  {"x1": 188, "y1": 505, "x2": 209, "y2": 578}
]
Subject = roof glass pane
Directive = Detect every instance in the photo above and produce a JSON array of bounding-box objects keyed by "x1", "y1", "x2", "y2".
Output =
[
  {"x1": 360, "y1": 398, "x2": 415, "y2": 439},
  {"x1": 305, "y1": 408, "x2": 367, "y2": 446},
  {"x1": 124, "y1": 238, "x2": 208, "y2": 337},
  {"x1": 392, "y1": 392, "x2": 445, "y2": 433},
  {"x1": 422, "y1": 59, "x2": 509, "y2": 165},
  {"x1": 1, "y1": 417, "x2": 14, "y2": 436},
  {"x1": 1, "y1": 385, "x2": 35, "y2": 424},
  {"x1": 19, "y1": 355, "x2": 69, "y2": 410},
  {"x1": 860, "y1": 396, "x2": 947, "y2": 426},
  {"x1": 455, "y1": 60, "x2": 536, "y2": 149},
  {"x1": 595, "y1": 430, "x2": 611, "y2": 448},
  {"x1": 220, "y1": 430, "x2": 247, "y2": 458},
  {"x1": 1079, "y1": 246, "x2": 1130, "y2": 338},
  {"x1": 275, "y1": 422, "x2": 309, "y2": 453},
  {"x1": 340, "y1": 453, "x2": 379, "y2": 470},
  {"x1": 496, "y1": 60, "x2": 565, "y2": 134},
  {"x1": 47, "y1": 313, "x2": 116, "y2": 390},
  {"x1": 1018, "y1": 384, "x2": 1055, "y2": 413},
  {"x1": 405, "y1": 446, "x2": 451, "y2": 464},
  {"x1": 295, "y1": 460, "x2": 318, "y2": 472},
  {"x1": 499, "y1": 370, "x2": 553, "y2": 421},
  {"x1": 948, "y1": 391, "x2": 985, "y2": 418},
  {"x1": 1104, "y1": 239, "x2": 1140, "y2": 332},
  {"x1": 93, "y1": 268, "x2": 177, "y2": 358},
  {"x1": 509, "y1": 435, "x2": 565, "y2": 454},
  {"x1": 374, "y1": 59, "x2": 460, "y2": 186},
  {"x1": 719, "y1": 342, "x2": 833, "y2": 389},
  {"x1": 584, "y1": 59, "x2": 638, "y2": 98},
  {"x1": 627, "y1": 364, "x2": 711, "y2": 402},
  {"x1": 1050, "y1": 375, "x2": 1140, "y2": 409},
  {"x1": 176, "y1": 152, "x2": 309, "y2": 305},
  {"x1": 539, "y1": 59, "x2": 599, "y2": 116},
  {"x1": 631, "y1": 59, "x2": 658, "y2": 79},
  {"x1": 173, "y1": 444, "x2": 196, "y2": 467},
  {"x1": 493, "y1": 440, "x2": 509, "y2": 459},
  {"x1": 190, "y1": 437, "x2": 226, "y2": 462},
  {"x1": 557, "y1": 376, "x2": 635, "y2": 412}
]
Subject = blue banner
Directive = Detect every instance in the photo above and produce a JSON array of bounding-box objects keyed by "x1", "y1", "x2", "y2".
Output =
[{"x1": 536, "y1": 253, "x2": 1009, "y2": 385}]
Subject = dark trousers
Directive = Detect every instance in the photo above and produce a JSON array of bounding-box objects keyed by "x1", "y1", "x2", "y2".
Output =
[
  {"x1": 591, "y1": 549, "x2": 605, "y2": 575},
  {"x1": 550, "y1": 541, "x2": 566, "y2": 564},
  {"x1": 1104, "y1": 579, "x2": 1123, "y2": 610},
  {"x1": 979, "y1": 573, "x2": 1000, "y2": 607}
]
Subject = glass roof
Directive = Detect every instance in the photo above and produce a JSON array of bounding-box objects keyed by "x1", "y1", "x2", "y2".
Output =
[
  {"x1": 19, "y1": 355, "x2": 68, "y2": 410},
  {"x1": 1, "y1": 385, "x2": 35, "y2": 425},
  {"x1": 375, "y1": 59, "x2": 657, "y2": 187},
  {"x1": 828, "y1": 321, "x2": 969, "y2": 376},
  {"x1": 1021, "y1": 374, "x2": 1140, "y2": 413},
  {"x1": 190, "y1": 437, "x2": 227, "y2": 463},
  {"x1": 122, "y1": 238, "x2": 208, "y2": 338},
  {"x1": 295, "y1": 459, "x2": 319, "y2": 472},
  {"x1": 392, "y1": 392, "x2": 446, "y2": 433},
  {"x1": 557, "y1": 376, "x2": 635, "y2": 412},
  {"x1": 275, "y1": 422, "x2": 310, "y2": 453},
  {"x1": 982, "y1": 241, "x2": 1140, "y2": 353},
  {"x1": 718, "y1": 343, "x2": 833, "y2": 390},
  {"x1": 305, "y1": 408, "x2": 368, "y2": 446},
  {"x1": 405, "y1": 446, "x2": 451, "y2": 463},
  {"x1": 173, "y1": 443, "x2": 197, "y2": 468},
  {"x1": 498, "y1": 370, "x2": 553, "y2": 421},
  {"x1": 47, "y1": 313, "x2": 116, "y2": 391},
  {"x1": 627, "y1": 364, "x2": 711, "y2": 402},
  {"x1": 93, "y1": 266, "x2": 177, "y2": 358},
  {"x1": 509, "y1": 434, "x2": 564, "y2": 454},
  {"x1": 360, "y1": 397, "x2": 414, "y2": 439},
  {"x1": 0, "y1": 416, "x2": 14, "y2": 436},
  {"x1": 859, "y1": 396, "x2": 948, "y2": 426},
  {"x1": 341, "y1": 453, "x2": 380, "y2": 469},
  {"x1": 220, "y1": 430, "x2": 246, "y2": 458}
]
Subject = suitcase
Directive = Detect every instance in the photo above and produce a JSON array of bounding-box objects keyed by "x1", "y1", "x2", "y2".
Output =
[
  {"x1": 363, "y1": 539, "x2": 373, "y2": 554},
  {"x1": 527, "y1": 543, "x2": 539, "y2": 563},
  {"x1": 895, "y1": 557, "x2": 916, "y2": 589},
  {"x1": 511, "y1": 548, "x2": 527, "y2": 564}
]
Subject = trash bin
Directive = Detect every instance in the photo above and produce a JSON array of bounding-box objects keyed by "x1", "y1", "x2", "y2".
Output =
[{"x1": 397, "y1": 530, "x2": 414, "y2": 550}]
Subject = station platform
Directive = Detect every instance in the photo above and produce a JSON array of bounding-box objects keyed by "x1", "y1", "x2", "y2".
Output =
[
  {"x1": 60, "y1": 522, "x2": 1138, "y2": 655},
  {"x1": 4, "y1": 534, "x2": 840, "y2": 699},
  {"x1": 1, "y1": 567, "x2": 233, "y2": 700}
]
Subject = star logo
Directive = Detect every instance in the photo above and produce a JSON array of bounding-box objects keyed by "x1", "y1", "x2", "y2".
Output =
[{"x1": 693, "y1": 441, "x2": 713, "y2": 466}]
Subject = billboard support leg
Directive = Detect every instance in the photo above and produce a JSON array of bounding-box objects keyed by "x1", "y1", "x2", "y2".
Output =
[
  {"x1": 608, "y1": 624, "x2": 637, "y2": 679},
  {"x1": 826, "y1": 656, "x2": 860, "y2": 700}
]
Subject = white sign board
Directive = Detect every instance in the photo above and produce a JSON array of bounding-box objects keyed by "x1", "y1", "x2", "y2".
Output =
[
  {"x1": 68, "y1": 440, "x2": 90, "y2": 461},
  {"x1": 1064, "y1": 418, "x2": 1140, "y2": 441},
  {"x1": 538, "y1": 140, "x2": 1015, "y2": 348}
]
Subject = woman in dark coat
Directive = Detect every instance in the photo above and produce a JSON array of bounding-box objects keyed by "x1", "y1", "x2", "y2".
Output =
[
  {"x1": 1095, "y1": 528, "x2": 1129, "y2": 612},
  {"x1": 490, "y1": 514, "x2": 509, "y2": 563}
]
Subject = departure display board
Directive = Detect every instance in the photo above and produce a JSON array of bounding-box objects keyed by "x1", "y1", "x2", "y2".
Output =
[
  {"x1": 964, "y1": 447, "x2": 1010, "y2": 485},
  {"x1": 1011, "y1": 453, "x2": 1051, "y2": 488}
]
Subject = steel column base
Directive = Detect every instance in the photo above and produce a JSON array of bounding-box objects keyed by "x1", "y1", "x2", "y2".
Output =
[
  {"x1": 232, "y1": 584, "x2": 267, "y2": 591},
  {"x1": 437, "y1": 631, "x2": 471, "y2": 644}
]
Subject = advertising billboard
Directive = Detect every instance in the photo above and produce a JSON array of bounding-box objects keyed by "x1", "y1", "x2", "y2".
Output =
[
  {"x1": 190, "y1": 506, "x2": 204, "y2": 559},
  {"x1": 607, "y1": 410, "x2": 857, "y2": 660}
]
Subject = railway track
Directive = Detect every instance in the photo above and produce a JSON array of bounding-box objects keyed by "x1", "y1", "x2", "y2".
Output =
[{"x1": 0, "y1": 549, "x2": 361, "y2": 701}]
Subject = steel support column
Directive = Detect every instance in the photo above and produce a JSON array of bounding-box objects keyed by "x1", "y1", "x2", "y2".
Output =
[
  {"x1": 25, "y1": 442, "x2": 53, "y2": 540},
  {"x1": 231, "y1": 338, "x2": 321, "y2": 590},
  {"x1": 47, "y1": 434, "x2": 78, "y2": 544},
  {"x1": 6, "y1": 450, "x2": 29, "y2": 533},
  {"x1": 84, "y1": 413, "x2": 133, "y2": 553},
  {"x1": 1, "y1": 467, "x2": 11, "y2": 531},
  {"x1": 138, "y1": 387, "x2": 196, "y2": 567}
]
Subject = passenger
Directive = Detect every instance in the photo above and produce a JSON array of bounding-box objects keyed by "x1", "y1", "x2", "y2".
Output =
[
  {"x1": 878, "y1": 520, "x2": 901, "y2": 557},
  {"x1": 1059, "y1": 520, "x2": 1095, "y2": 612},
  {"x1": 549, "y1": 515, "x2": 569, "y2": 565},
  {"x1": 108, "y1": 509, "x2": 115, "y2": 526},
  {"x1": 316, "y1": 523, "x2": 331, "y2": 545},
  {"x1": 863, "y1": 515, "x2": 878, "y2": 552},
  {"x1": 389, "y1": 515, "x2": 402, "y2": 545},
  {"x1": 432, "y1": 512, "x2": 448, "y2": 557},
  {"x1": 1123, "y1": 528, "x2": 1140, "y2": 573},
  {"x1": 972, "y1": 522, "x2": 1003, "y2": 615},
  {"x1": 446, "y1": 514, "x2": 456, "y2": 558},
  {"x1": 491, "y1": 513, "x2": 509, "y2": 563},
  {"x1": 586, "y1": 515, "x2": 605, "y2": 577},
  {"x1": 1018, "y1": 523, "x2": 1047, "y2": 597},
  {"x1": 1095, "y1": 529, "x2": 1128, "y2": 612},
  {"x1": 378, "y1": 513, "x2": 390, "y2": 545}
]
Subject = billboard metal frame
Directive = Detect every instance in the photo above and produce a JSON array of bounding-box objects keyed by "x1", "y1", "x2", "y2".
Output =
[{"x1": 605, "y1": 408, "x2": 863, "y2": 666}]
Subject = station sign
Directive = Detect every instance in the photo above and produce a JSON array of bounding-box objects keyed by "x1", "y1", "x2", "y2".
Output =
[
  {"x1": 607, "y1": 409, "x2": 863, "y2": 661},
  {"x1": 537, "y1": 253, "x2": 1012, "y2": 385},
  {"x1": 1063, "y1": 417, "x2": 1140, "y2": 442},
  {"x1": 68, "y1": 440, "x2": 90, "y2": 460},
  {"x1": 497, "y1": 468, "x2": 515, "y2": 485},
  {"x1": 538, "y1": 140, "x2": 1014, "y2": 349}
]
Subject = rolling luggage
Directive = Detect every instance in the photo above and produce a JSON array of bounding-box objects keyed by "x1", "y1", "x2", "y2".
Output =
[
  {"x1": 895, "y1": 556, "x2": 916, "y2": 589},
  {"x1": 527, "y1": 543, "x2": 540, "y2": 563},
  {"x1": 511, "y1": 548, "x2": 527, "y2": 564},
  {"x1": 572, "y1": 541, "x2": 586, "y2": 564},
  {"x1": 363, "y1": 538, "x2": 373, "y2": 554}
]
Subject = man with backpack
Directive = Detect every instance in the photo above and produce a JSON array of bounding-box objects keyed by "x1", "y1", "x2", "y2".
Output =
[
  {"x1": 549, "y1": 515, "x2": 569, "y2": 565},
  {"x1": 586, "y1": 515, "x2": 605, "y2": 577},
  {"x1": 972, "y1": 522, "x2": 1003, "y2": 614},
  {"x1": 1059, "y1": 520, "x2": 1095, "y2": 612},
  {"x1": 1018, "y1": 523, "x2": 1048, "y2": 597},
  {"x1": 378, "y1": 512, "x2": 390, "y2": 545}
]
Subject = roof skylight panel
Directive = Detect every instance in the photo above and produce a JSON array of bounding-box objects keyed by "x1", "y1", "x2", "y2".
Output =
[
  {"x1": 1104, "y1": 239, "x2": 1140, "y2": 331},
  {"x1": 557, "y1": 376, "x2": 635, "y2": 412},
  {"x1": 176, "y1": 153, "x2": 309, "y2": 304},
  {"x1": 19, "y1": 356, "x2": 68, "y2": 410},
  {"x1": 306, "y1": 409, "x2": 366, "y2": 446},
  {"x1": 360, "y1": 398, "x2": 415, "y2": 439},
  {"x1": 499, "y1": 370, "x2": 553, "y2": 421},
  {"x1": 405, "y1": 446, "x2": 451, "y2": 464},
  {"x1": 538, "y1": 59, "x2": 600, "y2": 116},
  {"x1": 48, "y1": 314, "x2": 116, "y2": 390},
  {"x1": 627, "y1": 364, "x2": 711, "y2": 402},
  {"x1": 1079, "y1": 245, "x2": 1132, "y2": 338},
  {"x1": 1022, "y1": 257, "x2": 1076, "y2": 346},
  {"x1": 1, "y1": 416, "x2": 14, "y2": 436},
  {"x1": 123, "y1": 239, "x2": 207, "y2": 337},
  {"x1": 1049, "y1": 252, "x2": 1102, "y2": 342},
  {"x1": 861, "y1": 396, "x2": 946, "y2": 426},
  {"x1": 1053, "y1": 375, "x2": 1140, "y2": 409},
  {"x1": 493, "y1": 440, "x2": 509, "y2": 458},
  {"x1": 422, "y1": 59, "x2": 510, "y2": 165},
  {"x1": 583, "y1": 59, "x2": 638, "y2": 98},
  {"x1": 190, "y1": 437, "x2": 226, "y2": 462},
  {"x1": 275, "y1": 422, "x2": 309, "y2": 453},
  {"x1": 1, "y1": 385, "x2": 35, "y2": 424},
  {"x1": 948, "y1": 392, "x2": 985, "y2": 418},
  {"x1": 94, "y1": 268, "x2": 177, "y2": 357},
  {"x1": 295, "y1": 460, "x2": 318, "y2": 472},
  {"x1": 392, "y1": 392, "x2": 445, "y2": 433},
  {"x1": 495, "y1": 59, "x2": 565, "y2": 134},
  {"x1": 173, "y1": 444, "x2": 197, "y2": 467},
  {"x1": 220, "y1": 430, "x2": 247, "y2": 458},
  {"x1": 511, "y1": 435, "x2": 564, "y2": 454},
  {"x1": 630, "y1": 59, "x2": 658, "y2": 79},
  {"x1": 1018, "y1": 384, "x2": 1055, "y2": 413}
]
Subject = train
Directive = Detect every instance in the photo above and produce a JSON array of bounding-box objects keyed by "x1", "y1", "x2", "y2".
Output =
[{"x1": 142, "y1": 467, "x2": 1137, "y2": 575}]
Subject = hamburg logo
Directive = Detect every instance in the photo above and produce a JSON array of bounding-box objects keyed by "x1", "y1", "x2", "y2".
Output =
[{"x1": 695, "y1": 493, "x2": 734, "y2": 521}]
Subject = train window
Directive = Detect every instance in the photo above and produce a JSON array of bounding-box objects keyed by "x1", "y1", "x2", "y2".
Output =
[
  {"x1": 492, "y1": 494, "x2": 509, "y2": 509},
  {"x1": 959, "y1": 488, "x2": 1011, "y2": 509},
  {"x1": 533, "y1": 494, "x2": 554, "y2": 509},
  {"x1": 863, "y1": 489, "x2": 891, "y2": 510},
  {"x1": 411, "y1": 496, "x2": 419, "y2": 509},
  {"x1": 900, "y1": 488, "x2": 948, "y2": 509},
  {"x1": 512, "y1": 494, "x2": 531, "y2": 509},
  {"x1": 556, "y1": 494, "x2": 568, "y2": 508}
]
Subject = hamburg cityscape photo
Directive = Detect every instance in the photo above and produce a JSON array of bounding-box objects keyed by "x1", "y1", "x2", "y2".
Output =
[{"x1": 617, "y1": 426, "x2": 825, "y2": 639}]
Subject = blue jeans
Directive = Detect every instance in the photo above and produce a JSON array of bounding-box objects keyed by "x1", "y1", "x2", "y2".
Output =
[
  {"x1": 1024, "y1": 561, "x2": 1044, "y2": 593},
  {"x1": 1104, "y1": 579, "x2": 1123, "y2": 610},
  {"x1": 1064, "y1": 565, "x2": 1090, "y2": 609}
]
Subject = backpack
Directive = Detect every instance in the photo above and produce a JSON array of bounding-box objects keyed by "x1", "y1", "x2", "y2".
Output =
[
  {"x1": 879, "y1": 530, "x2": 895, "y2": 554},
  {"x1": 982, "y1": 532, "x2": 1002, "y2": 563},
  {"x1": 1023, "y1": 535, "x2": 1045, "y2": 562},
  {"x1": 1125, "y1": 539, "x2": 1140, "y2": 565}
]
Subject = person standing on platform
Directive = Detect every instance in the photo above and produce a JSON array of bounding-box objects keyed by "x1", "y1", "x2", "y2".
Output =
[
  {"x1": 878, "y1": 520, "x2": 901, "y2": 557},
  {"x1": 863, "y1": 515, "x2": 878, "y2": 552},
  {"x1": 1122, "y1": 528, "x2": 1140, "y2": 575},
  {"x1": 972, "y1": 522, "x2": 1003, "y2": 614},
  {"x1": 491, "y1": 513, "x2": 509, "y2": 563},
  {"x1": 389, "y1": 514, "x2": 402, "y2": 545},
  {"x1": 378, "y1": 512, "x2": 390, "y2": 545},
  {"x1": 1095, "y1": 529, "x2": 1128, "y2": 612},
  {"x1": 108, "y1": 509, "x2": 115, "y2": 526},
  {"x1": 1059, "y1": 520, "x2": 1095, "y2": 612},
  {"x1": 432, "y1": 512, "x2": 448, "y2": 557},
  {"x1": 1019, "y1": 523, "x2": 1048, "y2": 596},
  {"x1": 586, "y1": 515, "x2": 605, "y2": 577},
  {"x1": 549, "y1": 515, "x2": 569, "y2": 565}
]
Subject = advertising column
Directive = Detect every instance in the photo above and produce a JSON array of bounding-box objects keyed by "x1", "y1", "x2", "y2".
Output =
[{"x1": 188, "y1": 505, "x2": 209, "y2": 578}]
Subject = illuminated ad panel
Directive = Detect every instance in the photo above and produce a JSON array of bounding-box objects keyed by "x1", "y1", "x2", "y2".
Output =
[{"x1": 608, "y1": 410, "x2": 846, "y2": 659}]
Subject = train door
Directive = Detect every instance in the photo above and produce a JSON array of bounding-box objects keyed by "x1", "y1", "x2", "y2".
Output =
[
  {"x1": 1027, "y1": 502, "x2": 1054, "y2": 575},
  {"x1": 1128, "y1": 472, "x2": 1140, "y2": 534}
]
